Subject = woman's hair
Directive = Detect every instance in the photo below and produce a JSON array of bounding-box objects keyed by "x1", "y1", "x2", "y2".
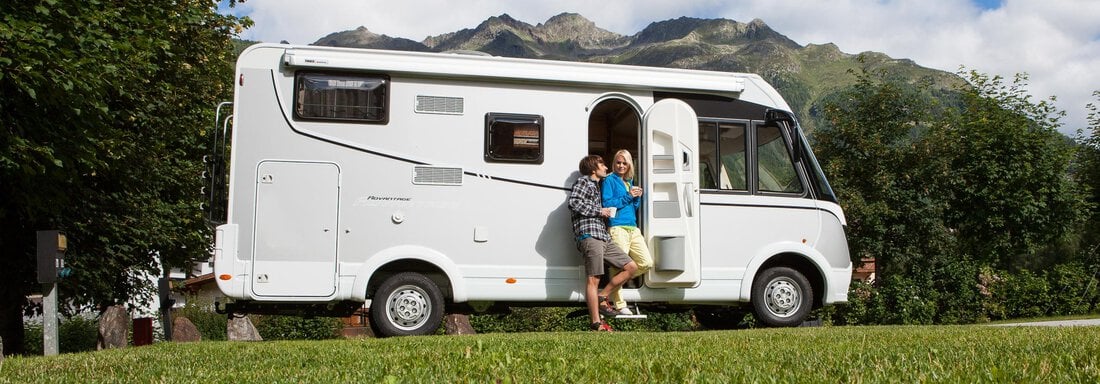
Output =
[
  {"x1": 613, "y1": 149, "x2": 635, "y2": 181},
  {"x1": 578, "y1": 154, "x2": 604, "y2": 176}
]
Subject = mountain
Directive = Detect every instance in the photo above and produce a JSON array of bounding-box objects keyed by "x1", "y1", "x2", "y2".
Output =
[
  {"x1": 313, "y1": 26, "x2": 433, "y2": 52},
  {"x1": 310, "y1": 13, "x2": 964, "y2": 131}
]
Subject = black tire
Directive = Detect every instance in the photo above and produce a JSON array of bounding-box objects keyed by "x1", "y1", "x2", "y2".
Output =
[
  {"x1": 751, "y1": 266, "x2": 813, "y2": 327},
  {"x1": 369, "y1": 272, "x2": 445, "y2": 337}
]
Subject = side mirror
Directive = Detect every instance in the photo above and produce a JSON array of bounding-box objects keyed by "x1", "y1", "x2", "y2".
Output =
[
  {"x1": 764, "y1": 109, "x2": 793, "y2": 125},
  {"x1": 764, "y1": 109, "x2": 803, "y2": 163}
]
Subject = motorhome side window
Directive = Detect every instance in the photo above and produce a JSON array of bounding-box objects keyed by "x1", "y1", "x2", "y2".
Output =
[
  {"x1": 484, "y1": 113, "x2": 543, "y2": 163},
  {"x1": 756, "y1": 125, "x2": 803, "y2": 194},
  {"x1": 294, "y1": 72, "x2": 388, "y2": 123},
  {"x1": 698, "y1": 121, "x2": 748, "y2": 191}
]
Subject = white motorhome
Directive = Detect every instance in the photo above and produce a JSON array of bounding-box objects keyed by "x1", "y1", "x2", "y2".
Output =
[{"x1": 205, "y1": 43, "x2": 852, "y2": 337}]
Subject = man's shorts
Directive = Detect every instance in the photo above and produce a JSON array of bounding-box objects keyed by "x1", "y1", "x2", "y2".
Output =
[{"x1": 578, "y1": 237, "x2": 632, "y2": 276}]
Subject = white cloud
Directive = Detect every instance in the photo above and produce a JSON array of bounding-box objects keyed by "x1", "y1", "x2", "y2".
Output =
[{"x1": 229, "y1": 0, "x2": 1100, "y2": 134}]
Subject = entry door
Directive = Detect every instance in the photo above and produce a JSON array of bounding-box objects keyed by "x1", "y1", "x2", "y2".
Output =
[
  {"x1": 252, "y1": 161, "x2": 339, "y2": 297},
  {"x1": 643, "y1": 99, "x2": 701, "y2": 287}
]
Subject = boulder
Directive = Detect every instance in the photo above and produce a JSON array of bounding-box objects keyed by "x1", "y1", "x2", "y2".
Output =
[
  {"x1": 171, "y1": 316, "x2": 202, "y2": 342},
  {"x1": 444, "y1": 314, "x2": 476, "y2": 335},
  {"x1": 227, "y1": 316, "x2": 262, "y2": 341},
  {"x1": 96, "y1": 305, "x2": 129, "y2": 350}
]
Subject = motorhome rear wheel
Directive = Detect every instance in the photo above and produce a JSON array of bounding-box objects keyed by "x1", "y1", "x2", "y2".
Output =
[{"x1": 370, "y1": 272, "x2": 445, "y2": 337}]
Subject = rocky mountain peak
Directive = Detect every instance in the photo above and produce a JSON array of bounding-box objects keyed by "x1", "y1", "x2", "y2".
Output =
[
  {"x1": 313, "y1": 26, "x2": 430, "y2": 51},
  {"x1": 535, "y1": 12, "x2": 629, "y2": 50}
]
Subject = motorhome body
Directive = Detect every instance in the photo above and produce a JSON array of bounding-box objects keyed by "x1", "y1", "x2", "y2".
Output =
[{"x1": 209, "y1": 44, "x2": 852, "y2": 336}]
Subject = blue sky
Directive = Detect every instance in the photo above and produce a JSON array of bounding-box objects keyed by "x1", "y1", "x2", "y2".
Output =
[
  {"x1": 973, "y1": 0, "x2": 1003, "y2": 10},
  {"x1": 219, "y1": 0, "x2": 1100, "y2": 134}
]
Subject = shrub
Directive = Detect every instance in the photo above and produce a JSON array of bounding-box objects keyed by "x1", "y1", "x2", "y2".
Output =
[
  {"x1": 22, "y1": 315, "x2": 98, "y2": 355},
  {"x1": 1046, "y1": 262, "x2": 1100, "y2": 315},
  {"x1": 251, "y1": 315, "x2": 343, "y2": 340},
  {"x1": 928, "y1": 261, "x2": 984, "y2": 324},
  {"x1": 57, "y1": 315, "x2": 98, "y2": 353},
  {"x1": 173, "y1": 296, "x2": 227, "y2": 341},
  {"x1": 874, "y1": 274, "x2": 937, "y2": 325},
  {"x1": 1001, "y1": 269, "x2": 1051, "y2": 319},
  {"x1": 828, "y1": 280, "x2": 874, "y2": 326},
  {"x1": 469, "y1": 306, "x2": 695, "y2": 333}
]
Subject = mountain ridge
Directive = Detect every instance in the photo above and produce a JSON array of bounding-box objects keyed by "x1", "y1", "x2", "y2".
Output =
[{"x1": 310, "y1": 13, "x2": 964, "y2": 131}]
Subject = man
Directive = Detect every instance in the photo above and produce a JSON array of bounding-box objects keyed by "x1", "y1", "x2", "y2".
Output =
[{"x1": 568, "y1": 154, "x2": 639, "y2": 332}]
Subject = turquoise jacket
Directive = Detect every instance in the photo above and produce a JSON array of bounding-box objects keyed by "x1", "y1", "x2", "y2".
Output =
[{"x1": 601, "y1": 173, "x2": 640, "y2": 227}]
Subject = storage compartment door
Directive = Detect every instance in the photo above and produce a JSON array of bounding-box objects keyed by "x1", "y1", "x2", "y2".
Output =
[
  {"x1": 643, "y1": 99, "x2": 701, "y2": 287},
  {"x1": 251, "y1": 161, "x2": 340, "y2": 297}
]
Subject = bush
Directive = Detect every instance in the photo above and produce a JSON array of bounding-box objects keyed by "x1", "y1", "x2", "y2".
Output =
[
  {"x1": 928, "y1": 261, "x2": 984, "y2": 324},
  {"x1": 22, "y1": 315, "x2": 99, "y2": 355},
  {"x1": 252, "y1": 315, "x2": 343, "y2": 340},
  {"x1": 173, "y1": 296, "x2": 227, "y2": 341},
  {"x1": 469, "y1": 306, "x2": 694, "y2": 333},
  {"x1": 1046, "y1": 262, "x2": 1100, "y2": 315},
  {"x1": 999, "y1": 269, "x2": 1051, "y2": 319},
  {"x1": 873, "y1": 274, "x2": 937, "y2": 325},
  {"x1": 828, "y1": 280, "x2": 874, "y2": 326}
]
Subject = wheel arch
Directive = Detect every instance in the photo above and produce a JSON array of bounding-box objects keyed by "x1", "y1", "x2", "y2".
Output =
[
  {"x1": 740, "y1": 243, "x2": 829, "y2": 309},
  {"x1": 350, "y1": 245, "x2": 465, "y2": 303}
]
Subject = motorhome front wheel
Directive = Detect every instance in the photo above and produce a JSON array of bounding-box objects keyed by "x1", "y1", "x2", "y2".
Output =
[
  {"x1": 751, "y1": 266, "x2": 813, "y2": 327},
  {"x1": 370, "y1": 272, "x2": 445, "y2": 337}
]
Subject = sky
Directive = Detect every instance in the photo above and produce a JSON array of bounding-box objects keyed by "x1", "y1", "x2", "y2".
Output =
[{"x1": 221, "y1": 0, "x2": 1100, "y2": 135}]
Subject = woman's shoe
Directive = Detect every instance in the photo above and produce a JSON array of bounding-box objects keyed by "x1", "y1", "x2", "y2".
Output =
[{"x1": 597, "y1": 296, "x2": 617, "y2": 317}]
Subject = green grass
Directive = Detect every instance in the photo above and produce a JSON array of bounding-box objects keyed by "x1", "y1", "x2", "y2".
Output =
[
  {"x1": 985, "y1": 313, "x2": 1100, "y2": 324},
  {"x1": 3, "y1": 325, "x2": 1098, "y2": 383}
]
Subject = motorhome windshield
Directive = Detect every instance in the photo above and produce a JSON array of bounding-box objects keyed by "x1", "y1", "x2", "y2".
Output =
[{"x1": 797, "y1": 127, "x2": 838, "y2": 203}]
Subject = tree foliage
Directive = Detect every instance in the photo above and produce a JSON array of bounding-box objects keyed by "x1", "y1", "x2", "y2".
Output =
[
  {"x1": 0, "y1": 0, "x2": 250, "y2": 354},
  {"x1": 937, "y1": 72, "x2": 1087, "y2": 269},
  {"x1": 1076, "y1": 91, "x2": 1100, "y2": 256},
  {"x1": 814, "y1": 62, "x2": 955, "y2": 279},
  {"x1": 816, "y1": 63, "x2": 1092, "y2": 324}
]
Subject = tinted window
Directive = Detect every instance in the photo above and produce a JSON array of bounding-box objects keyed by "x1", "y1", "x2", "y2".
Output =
[
  {"x1": 485, "y1": 113, "x2": 543, "y2": 163},
  {"x1": 756, "y1": 125, "x2": 803, "y2": 194},
  {"x1": 294, "y1": 72, "x2": 388, "y2": 123}
]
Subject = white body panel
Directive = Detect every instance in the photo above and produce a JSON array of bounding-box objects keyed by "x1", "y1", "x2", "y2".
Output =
[{"x1": 214, "y1": 44, "x2": 851, "y2": 308}]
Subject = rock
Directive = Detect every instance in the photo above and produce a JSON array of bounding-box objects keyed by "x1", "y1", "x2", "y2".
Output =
[
  {"x1": 444, "y1": 314, "x2": 476, "y2": 335},
  {"x1": 227, "y1": 316, "x2": 262, "y2": 341},
  {"x1": 171, "y1": 316, "x2": 202, "y2": 342},
  {"x1": 97, "y1": 305, "x2": 129, "y2": 350}
]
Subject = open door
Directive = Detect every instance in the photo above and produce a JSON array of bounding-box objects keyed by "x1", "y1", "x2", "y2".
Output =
[{"x1": 643, "y1": 99, "x2": 701, "y2": 287}]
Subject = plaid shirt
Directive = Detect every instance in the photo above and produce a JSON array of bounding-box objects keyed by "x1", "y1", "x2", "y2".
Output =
[{"x1": 569, "y1": 176, "x2": 609, "y2": 242}]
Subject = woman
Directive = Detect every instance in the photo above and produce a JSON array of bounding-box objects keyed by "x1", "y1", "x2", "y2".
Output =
[{"x1": 601, "y1": 149, "x2": 654, "y2": 315}]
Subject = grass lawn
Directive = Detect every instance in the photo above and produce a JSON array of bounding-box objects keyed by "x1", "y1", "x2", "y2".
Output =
[{"x1": 2, "y1": 325, "x2": 1098, "y2": 383}]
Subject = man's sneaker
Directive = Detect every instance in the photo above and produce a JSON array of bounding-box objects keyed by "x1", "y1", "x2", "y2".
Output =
[
  {"x1": 589, "y1": 321, "x2": 614, "y2": 332},
  {"x1": 615, "y1": 307, "x2": 634, "y2": 316}
]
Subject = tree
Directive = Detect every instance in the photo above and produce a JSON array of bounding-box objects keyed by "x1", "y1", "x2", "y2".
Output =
[
  {"x1": 814, "y1": 63, "x2": 955, "y2": 279},
  {"x1": 1075, "y1": 91, "x2": 1100, "y2": 266},
  {"x1": 0, "y1": 1, "x2": 250, "y2": 354},
  {"x1": 816, "y1": 65, "x2": 1089, "y2": 324},
  {"x1": 936, "y1": 72, "x2": 1088, "y2": 270}
]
